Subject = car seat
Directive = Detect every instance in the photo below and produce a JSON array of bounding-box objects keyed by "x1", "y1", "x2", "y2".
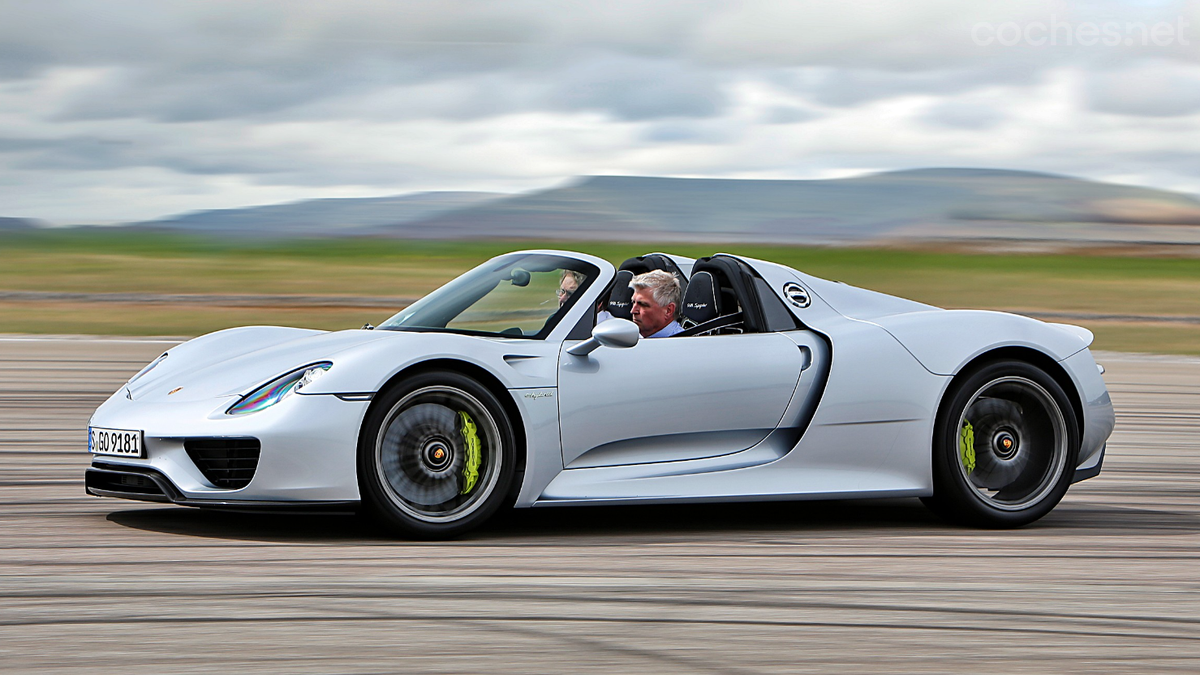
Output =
[
  {"x1": 678, "y1": 269, "x2": 744, "y2": 336},
  {"x1": 606, "y1": 269, "x2": 636, "y2": 320}
]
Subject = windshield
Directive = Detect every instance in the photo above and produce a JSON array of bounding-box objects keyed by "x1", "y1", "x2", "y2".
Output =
[{"x1": 379, "y1": 253, "x2": 600, "y2": 339}]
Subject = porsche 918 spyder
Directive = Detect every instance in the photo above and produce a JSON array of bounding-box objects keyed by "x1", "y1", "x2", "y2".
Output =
[{"x1": 86, "y1": 250, "x2": 1114, "y2": 537}]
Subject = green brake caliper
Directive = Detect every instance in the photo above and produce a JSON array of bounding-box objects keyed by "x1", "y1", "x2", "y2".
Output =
[
  {"x1": 458, "y1": 411, "x2": 481, "y2": 495},
  {"x1": 959, "y1": 420, "x2": 976, "y2": 474}
]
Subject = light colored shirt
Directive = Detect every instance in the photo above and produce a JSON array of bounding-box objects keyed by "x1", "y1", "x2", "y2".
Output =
[{"x1": 649, "y1": 320, "x2": 683, "y2": 338}]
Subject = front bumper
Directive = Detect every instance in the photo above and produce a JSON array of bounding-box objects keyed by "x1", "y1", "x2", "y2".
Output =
[
  {"x1": 85, "y1": 461, "x2": 358, "y2": 511},
  {"x1": 86, "y1": 386, "x2": 371, "y2": 506}
]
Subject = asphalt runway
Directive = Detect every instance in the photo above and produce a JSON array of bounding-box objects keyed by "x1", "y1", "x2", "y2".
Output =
[{"x1": 2, "y1": 336, "x2": 1198, "y2": 673}]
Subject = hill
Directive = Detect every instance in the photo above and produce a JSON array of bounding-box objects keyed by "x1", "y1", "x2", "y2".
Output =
[
  {"x1": 17, "y1": 168, "x2": 1200, "y2": 246},
  {"x1": 130, "y1": 191, "x2": 502, "y2": 237},
  {"x1": 387, "y1": 169, "x2": 1200, "y2": 245},
  {"x1": 0, "y1": 217, "x2": 44, "y2": 231}
]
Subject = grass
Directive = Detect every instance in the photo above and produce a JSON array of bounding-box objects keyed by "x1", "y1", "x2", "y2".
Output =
[
  {"x1": 2, "y1": 230, "x2": 1198, "y2": 354},
  {"x1": 0, "y1": 301, "x2": 380, "y2": 336}
]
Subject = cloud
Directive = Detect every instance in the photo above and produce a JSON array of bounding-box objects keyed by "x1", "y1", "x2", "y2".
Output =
[
  {"x1": 920, "y1": 101, "x2": 1007, "y2": 130},
  {"x1": 1, "y1": 0, "x2": 1200, "y2": 222},
  {"x1": 1085, "y1": 59, "x2": 1200, "y2": 116}
]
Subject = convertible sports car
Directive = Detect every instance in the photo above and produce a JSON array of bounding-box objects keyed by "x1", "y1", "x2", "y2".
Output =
[{"x1": 86, "y1": 250, "x2": 1114, "y2": 537}]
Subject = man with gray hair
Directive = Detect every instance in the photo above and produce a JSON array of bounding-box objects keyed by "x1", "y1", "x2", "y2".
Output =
[{"x1": 629, "y1": 269, "x2": 682, "y2": 338}]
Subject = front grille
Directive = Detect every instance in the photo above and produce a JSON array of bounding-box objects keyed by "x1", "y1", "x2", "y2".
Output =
[{"x1": 184, "y1": 438, "x2": 261, "y2": 489}]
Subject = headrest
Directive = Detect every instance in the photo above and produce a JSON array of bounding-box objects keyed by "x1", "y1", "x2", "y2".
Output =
[
  {"x1": 619, "y1": 253, "x2": 674, "y2": 275},
  {"x1": 681, "y1": 270, "x2": 719, "y2": 326},
  {"x1": 618, "y1": 254, "x2": 687, "y2": 297},
  {"x1": 607, "y1": 269, "x2": 635, "y2": 320}
]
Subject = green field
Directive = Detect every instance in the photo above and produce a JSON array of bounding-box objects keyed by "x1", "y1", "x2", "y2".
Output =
[{"x1": 2, "y1": 230, "x2": 1198, "y2": 354}]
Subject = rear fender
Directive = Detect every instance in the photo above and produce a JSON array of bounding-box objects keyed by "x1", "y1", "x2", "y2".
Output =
[{"x1": 873, "y1": 310, "x2": 1091, "y2": 376}]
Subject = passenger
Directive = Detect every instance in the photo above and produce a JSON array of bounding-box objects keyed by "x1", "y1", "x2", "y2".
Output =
[
  {"x1": 558, "y1": 270, "x2": 585, "y2": 307},
  {"x1": 629, "y1": 270, "x2": 682, "y2": 338},
  {"x1": 595, "y1": 301, "x2": 613, "y2": 324}
]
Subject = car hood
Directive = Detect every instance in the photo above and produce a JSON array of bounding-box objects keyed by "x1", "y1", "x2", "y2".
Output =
[{"x1": 127, "y1": 326, "x2": 391, "y2": 403}]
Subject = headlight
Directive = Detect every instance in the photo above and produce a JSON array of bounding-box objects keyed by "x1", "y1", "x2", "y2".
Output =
[
  {"x1": 127, "y1": 352, "x2": 168, "y2": 386},
  {"x1": 226, "y1": 362, "x2": 332, "y2": 416}
]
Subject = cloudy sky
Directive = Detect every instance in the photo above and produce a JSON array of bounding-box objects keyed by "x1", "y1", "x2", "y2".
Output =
[{"x1": 2, "y1": 0, "x2": 1199, "y2": 223}]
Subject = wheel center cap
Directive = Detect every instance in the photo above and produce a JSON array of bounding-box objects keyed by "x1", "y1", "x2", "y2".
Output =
[
  {"x1": 423, "y1": 440, "x2": 453, "y2": 471},
  {"x1": 993, "y1": 430, "x2": 1019, "y2": 459}
]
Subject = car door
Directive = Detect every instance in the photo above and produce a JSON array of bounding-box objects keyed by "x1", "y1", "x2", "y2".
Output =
[{"x1": 557, "y1": 332, "x2": 805, "y2": 468}]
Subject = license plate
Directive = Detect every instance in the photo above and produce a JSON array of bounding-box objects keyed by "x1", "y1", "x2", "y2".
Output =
[{"x1": 89, "y1": 427, "x2": 144, "y2": 458}]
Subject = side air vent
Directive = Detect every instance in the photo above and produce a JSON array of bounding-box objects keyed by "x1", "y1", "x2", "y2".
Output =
[
  {"x1": 184, "y1": 438, "x2": 261, "y2": 489},
  {"x1": 86, "y1": 465, "x2": 172, "y2": 502}
]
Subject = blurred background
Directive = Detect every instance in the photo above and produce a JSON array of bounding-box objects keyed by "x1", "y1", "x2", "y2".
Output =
[{"x1": 1, "y1": 0, "x2": 1198, "y2": 353}]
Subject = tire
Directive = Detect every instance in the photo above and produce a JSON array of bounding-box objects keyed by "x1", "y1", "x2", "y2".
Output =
[
  {"x1": 923, "y1": 360, "x2": 1079, "y2": 528},
  {"x1": 357, "y1": 370, "x2": 516, "y2": 539}
]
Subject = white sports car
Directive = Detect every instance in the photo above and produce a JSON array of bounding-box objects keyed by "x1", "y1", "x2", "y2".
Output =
[{"x1": 87, "y1": 250, "x2": 1114, "y2": 537}]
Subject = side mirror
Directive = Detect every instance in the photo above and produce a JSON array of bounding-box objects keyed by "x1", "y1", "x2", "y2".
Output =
[
  {"x1": 567, "y1": 318, "x2": 640, "y2": 356},
  {"x1": 508, "y1": 268, "x2": 531, "y2": 287}
]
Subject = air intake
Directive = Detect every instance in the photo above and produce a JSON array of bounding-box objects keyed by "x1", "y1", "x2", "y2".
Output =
[{"x1": 184, "y1": 438, "x2": 261, "y2": 489}]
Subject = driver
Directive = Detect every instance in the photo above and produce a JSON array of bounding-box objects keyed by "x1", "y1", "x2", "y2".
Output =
[{"x1": 629, "y1": 270, "x2": 682, "y2": 338}]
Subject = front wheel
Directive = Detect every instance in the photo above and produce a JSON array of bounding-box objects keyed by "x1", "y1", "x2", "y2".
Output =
[
  {"x1": 923, "y1": 360, "x2": 1079, "y2": 528},
  {"x1": 358, "y1": 371, "x2": 516, "y2": 538}
]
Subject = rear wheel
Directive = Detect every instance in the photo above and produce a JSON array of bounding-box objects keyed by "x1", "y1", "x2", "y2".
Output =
[
  {"x1": 923, "y1": 360, "x2": 1079, "y2": 528},
  {"x1": 358, "y1": 370, "x2": 515, "y2": 538}
]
